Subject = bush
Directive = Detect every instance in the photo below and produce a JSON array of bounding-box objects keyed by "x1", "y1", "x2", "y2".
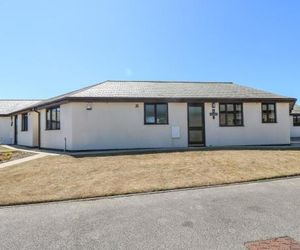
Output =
[{"x1": 0, "y1": 152, "x2": 12, "y2": 162}]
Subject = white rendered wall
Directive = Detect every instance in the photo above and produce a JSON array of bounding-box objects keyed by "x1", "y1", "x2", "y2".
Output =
[
  {"x1": 205, "y1": 102, "x2": 291, "y2": 146},
  {"x1": 40, "y1": 103, "x2": 73, "y2": 150},
  {"x1": 70, "y1": 102, "x2": 188, "y2": 151},
  {"x1": 17, "y1": 112, "x2": 39, "y2": 147},
  {"x1": 0, "y1": 117, "x2": 14, "y2": 144},
  {"x1": 290, "y1": 115, "x2": 300, "y2": 137}
]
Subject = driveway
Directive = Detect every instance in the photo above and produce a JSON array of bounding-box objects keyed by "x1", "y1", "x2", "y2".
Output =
[{"x1": 1, "y1": 178, "x2": 300, "y2": 250}]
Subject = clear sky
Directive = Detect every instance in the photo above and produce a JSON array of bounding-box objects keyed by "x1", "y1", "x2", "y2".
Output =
[{"x1": 0, "y1": 0, "x2": 299, "y2": 102}]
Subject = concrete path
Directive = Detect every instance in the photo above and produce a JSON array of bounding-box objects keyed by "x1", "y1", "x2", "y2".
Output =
[
  {"x1": 0, "y1": 145, "x2": 58, "y2": 169},
  {"x1": 0, "y1": 153, "x2": 47, "y2": 169},
  {"x1": 1, "y1": 178, "x2": 300, "y2": 250}
]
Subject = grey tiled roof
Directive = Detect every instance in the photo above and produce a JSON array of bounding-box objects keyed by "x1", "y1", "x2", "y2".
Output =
[
  {"x1": 36, "y1": 80, "x2": 295, "y2": 108},
  {"x1": 292, "y1": 105, "x2": 300, "y2": 114},
  {"x1": 0, "y1": 100, "x2": 42, "y2": 115}
]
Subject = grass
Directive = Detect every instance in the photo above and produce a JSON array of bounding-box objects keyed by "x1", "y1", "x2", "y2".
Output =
[
  {"x1": 0, "y1": 146, "x2": 9, "y2": 152},
  {"x1": 0, "y1": 149, "x2": 300, "y2": 206}
]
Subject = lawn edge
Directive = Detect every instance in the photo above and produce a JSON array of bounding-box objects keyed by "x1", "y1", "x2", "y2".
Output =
[{"x1": 1, "y1": 173, "x2": 300, "y2": 208}]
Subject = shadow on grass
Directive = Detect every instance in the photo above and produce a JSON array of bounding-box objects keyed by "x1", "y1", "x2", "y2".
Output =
[{"x1": 72, "y1": 145, "x2": 300, "y2": 158}]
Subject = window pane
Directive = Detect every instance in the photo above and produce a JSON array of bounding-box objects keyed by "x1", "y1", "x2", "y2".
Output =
[
  {"x1": 235, "y1": 112, "x2": 242, "y2": 120},
  {"x1": 220, "y1": 113, "x2": 226, "y2": 126},
  {"x1": 219, "y1": 104, "x2": 226, "y2": 112},
  {"x1": 227, "y1": 113, "x2": 235, "y2": 126},
  {"x1": 227, "y1": 104, "x2": 234, "y2": 112},
  {"x1": 262, "y1": 104, "x2": 267, "y2": 111},
  {"x1": 56, "y1": 108, "x2": 60, "y2": 122},
  {"x1": 52, "y1": 109, "x2": 57, "y2": 122},
  {"x1": 235, "y1": 112, "x2": 243, "y2": 125},
  {"x1": 262, "y1": 113, "x2": 268, "y2": 123},
  {"x1": 294, "y1": 115, "x2": 300, "y2": 126},
  {"x1": 269, "y1": 111, "x2": 275, "y2": 122},
  {"x1": 145, "y1": 104, "x2": 155, "y2": 123},
  {"x1": 235, "y1": 104, "x2": 242, "y2": 111},
  {"x1": 268, "y1": 104, "x2": 275, "y2": 111},
  {"x1": 156, "y1": 104, "x2": 168, "y2": 124}
]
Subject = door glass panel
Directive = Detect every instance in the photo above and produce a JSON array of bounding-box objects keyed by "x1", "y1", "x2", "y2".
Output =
[
  {"x1": 188, "y1": 106, "x2": 203, "y2": 127},
  {"x1": 188, "y1": 104, "x2": 204, "y2": 145},
  {"x1": 189, "y1": 130, "x2": 203, "y2": 144}
]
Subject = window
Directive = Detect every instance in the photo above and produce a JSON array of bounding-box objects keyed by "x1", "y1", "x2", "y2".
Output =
[
  {"x1": 46, "y1": 106, "x2": 60, "y2": 130},
  {"x1": 219, "y1": 103, "x2": 243, "y2": 126},
  {"x1": 144, "y1": 103, "x2": 168, "y2": 124},
  {"x1": 293, "y1": 115, "x2": 300, "y2": 126},
  {"x1": 262, "y1": 103, "x2": 276, "y2": 123},
  {"x1": 21, "y1": 113, "x2": 28, "y2": 131}
]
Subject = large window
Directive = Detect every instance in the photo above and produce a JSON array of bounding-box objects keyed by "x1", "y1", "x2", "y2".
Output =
[
  {"x1": 46, "y1": 106, "x2": 60, "y2": 130},
  {"x1": 262, "y1": 103, "x2": 276, "y2": 123},
  {"x1": 219, "y1": 103, "x2": 243, "y2": 126},
  {"x1": 21, "y1": 113, "x2": 28, "y2": 131},
  {"x1": 293, "y1": 115, "x2": 300, "y2": 126},
  {"x1": 144, "y1": 103, "x2": 168, "y2": 124}
]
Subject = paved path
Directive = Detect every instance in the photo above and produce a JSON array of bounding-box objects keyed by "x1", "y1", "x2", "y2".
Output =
[
  {"x1": 1, "y1": 178, "x2": 300, "y2": 250},
  {"x1": 0, "y1": 145, "x2": 58, "y2": 169}
]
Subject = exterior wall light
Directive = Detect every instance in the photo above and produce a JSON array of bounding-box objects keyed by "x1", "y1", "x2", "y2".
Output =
[{"x1": 86, "y1": 103, "x2": 93, "y2": 111}]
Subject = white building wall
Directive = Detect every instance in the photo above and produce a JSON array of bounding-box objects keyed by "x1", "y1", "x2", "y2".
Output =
[
  {"x1": 39, "y1": 101, "x2": 291, "y2": 150},
  {"x1": 70, "y1": 102, "x2": 188, "y2": 151},
  {"x1": 40, "y1": 103, "x2": 73, "y2": 150},
  {"x1": 205, "y1": 102, "x2": 291, "y2": 146},
  {"x1": 17, "y1": 112, "x2": 39, "y2": 147},
  {"x1": 0, "y1": 117, "x2": 14, "y2": 144},
  {"x1": 290, "y1": 115, "x2": 300, "y2": 137}
]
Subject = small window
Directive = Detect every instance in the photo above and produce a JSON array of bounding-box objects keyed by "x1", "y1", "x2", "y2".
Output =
[
  {"x1": 144, "y1": 103, "x2": 168, "y2": 124},
  {"x1": 219, "y1": 103, "x2": 243, "y2": 126},
  {"x1": 262, "y1": 103, "x2": 277, "y2": 123},
  {"x1": 46, "y1": 106, "x2": 60, "y2": 130},
  {"x1": 293, "y1": 115, "x2": 300, "y2": 126},
  {"x1": 21, "y1": 113, "x2": 28, "y2": 131}
]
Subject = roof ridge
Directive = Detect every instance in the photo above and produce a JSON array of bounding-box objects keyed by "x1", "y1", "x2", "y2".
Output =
[{"x1": 106, "y1": 80, "x2": 234, "y2": 84}]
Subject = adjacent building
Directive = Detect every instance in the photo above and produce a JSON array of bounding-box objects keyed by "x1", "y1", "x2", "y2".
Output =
[{"x1": 290, "y1": 105, "x2": 300, "y2": 138}]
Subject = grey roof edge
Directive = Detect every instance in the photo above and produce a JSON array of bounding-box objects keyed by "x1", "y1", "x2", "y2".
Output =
[
  {"x1": 32, "y1": 96, "x2": 297, "y2": 111},
  {"x1": 4, "y1": 80, "x2": 297, "y2": 113},
  {"x1": 0, "y1": 99, "x2": 43, "y2": 116},
  {"x1": 32, "y1": 79, "x2": 235, "y2": 107}
]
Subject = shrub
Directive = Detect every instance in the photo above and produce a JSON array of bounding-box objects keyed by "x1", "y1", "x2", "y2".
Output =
[{"x1": 0, "y1": 152, "x2": 12, "y2": 162}]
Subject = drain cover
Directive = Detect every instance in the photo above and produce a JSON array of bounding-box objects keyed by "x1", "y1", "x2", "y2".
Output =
[{"x1": 245, "y1": 236, "x2": 300, "y2": 249}]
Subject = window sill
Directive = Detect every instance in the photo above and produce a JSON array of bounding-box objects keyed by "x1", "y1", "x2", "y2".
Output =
[
  {"x1": 144, "y1": 123, "x2": 169, "y2": 125},
  {"x1": 219, "y1": 125, "x2": 244, "y2": 127}
]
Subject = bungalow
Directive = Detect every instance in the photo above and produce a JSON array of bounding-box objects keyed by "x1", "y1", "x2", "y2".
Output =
[
  {"x1": 0, "y1": 81, "x2": 297, "y2": 150},
  {"x1": 290, "y1": 105, "x2": 300, "y2": 138},
  {"x1": 0, "y1": 100, "x2": 41, "y2": 145}
]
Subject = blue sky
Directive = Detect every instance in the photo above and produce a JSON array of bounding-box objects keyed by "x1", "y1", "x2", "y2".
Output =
[{"x1": 0, "y1": 0, "x2": 299, "y2": 102}]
